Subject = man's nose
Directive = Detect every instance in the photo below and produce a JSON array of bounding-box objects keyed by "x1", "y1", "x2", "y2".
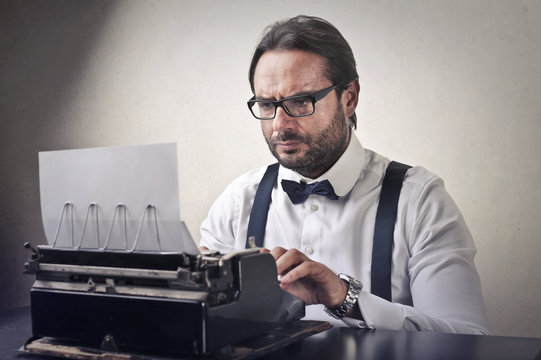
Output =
[{"x1": 272, "y1": 107, "x2": 295, "y2": 133}]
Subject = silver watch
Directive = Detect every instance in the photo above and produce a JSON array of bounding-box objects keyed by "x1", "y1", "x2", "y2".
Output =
[{"x1": 324, "y1": 273, "x2": 363, "y2": 319}]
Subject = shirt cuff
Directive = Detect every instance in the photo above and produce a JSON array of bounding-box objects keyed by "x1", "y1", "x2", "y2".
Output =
[{"x1": 342, "y1": 291, "x2": 404, "y2": 330}]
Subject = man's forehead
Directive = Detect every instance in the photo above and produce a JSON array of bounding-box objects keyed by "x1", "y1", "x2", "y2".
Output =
[{"x1": 253, "y1": 49, "x2": 330, "y2": 96}]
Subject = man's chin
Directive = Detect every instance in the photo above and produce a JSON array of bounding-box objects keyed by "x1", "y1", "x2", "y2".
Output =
[
  {"x1": 269, "y1": 145, "x2": 307, "y2": 168},
  {"x1": 275, "y1": 153, "x2": 306, "y2": 170}
]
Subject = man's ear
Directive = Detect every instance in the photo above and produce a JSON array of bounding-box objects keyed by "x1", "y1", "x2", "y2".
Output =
[{"x1": 342, "y1": 79, "x2": 360, "y2": 118}]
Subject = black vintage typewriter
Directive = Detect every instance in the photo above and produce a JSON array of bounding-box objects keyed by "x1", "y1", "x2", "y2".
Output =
[
  {"x1": 22, "y1": 243, "x2": 329, "y2": 359},
  {"x1": 27, "y1": 145, "x2": 330, "y2": 358}
]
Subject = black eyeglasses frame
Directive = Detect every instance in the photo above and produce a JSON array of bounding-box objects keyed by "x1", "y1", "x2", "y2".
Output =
[{"x1": 247, "y1": 84, "x2": 338, "y2": 120}]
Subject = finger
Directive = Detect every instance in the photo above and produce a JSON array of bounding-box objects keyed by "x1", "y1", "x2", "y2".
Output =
[
  {"x1": 259, "y1": 248, "x2": 270, "y2": 253},
  {"x1": 274, "y1": 248, "x2": 307, "y2": 276},
  {"x1": 280, "y1": 261, "x2": 347, "y2": 307},
  {"x1": 269, "y1": 246, "x2": 288, "y2": 261},
  {"x1": 279, "y1": 259, "x2": 319, "y2": 284}
]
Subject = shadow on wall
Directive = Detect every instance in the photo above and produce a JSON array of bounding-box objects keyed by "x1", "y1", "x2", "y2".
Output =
[{"x1": 0, "y1": 0, "x2": 118, "y2": 311}]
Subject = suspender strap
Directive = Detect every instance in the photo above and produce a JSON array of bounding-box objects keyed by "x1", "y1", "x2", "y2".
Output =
[
  {"x1": 245, "y1": 163, "x2": 279, "y2": 249},
  {"x1": 370, "y1": 161, "x2": 411, "y2": 302}
]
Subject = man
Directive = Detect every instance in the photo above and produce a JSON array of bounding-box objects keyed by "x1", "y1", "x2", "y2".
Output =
[{"x1": 199, "y1": 15, "x2": 489, "y2": 334}]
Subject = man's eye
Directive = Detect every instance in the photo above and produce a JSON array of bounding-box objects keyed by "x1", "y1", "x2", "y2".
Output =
[
  {"x1": 258, "y1": 102, "x2": 274, "y2": 110},
  {"x1": 291, "y1": 97, "x2": 309, "y2": 107}
]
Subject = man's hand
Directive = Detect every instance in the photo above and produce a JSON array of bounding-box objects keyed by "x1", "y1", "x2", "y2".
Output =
[{"x1": 267, "y1": 247, "x2": 348, "y2": 308}]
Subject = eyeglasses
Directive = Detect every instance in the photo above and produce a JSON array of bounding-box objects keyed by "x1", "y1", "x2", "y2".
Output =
[{"x1": 247, "y1": 84, "x2": 338, "y2": 120}]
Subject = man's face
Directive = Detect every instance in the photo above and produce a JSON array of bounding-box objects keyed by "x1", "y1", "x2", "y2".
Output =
[{"x1": 253, "y1": 49, "x2": 351, "y2": 179}]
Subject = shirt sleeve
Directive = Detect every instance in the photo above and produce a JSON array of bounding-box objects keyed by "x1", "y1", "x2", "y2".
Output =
[
  {"x1": 199, "y1": 184, "x2": 239, "y2": 253},
  {"x1": 199, "y1": 170, "x2": 262, "y2": 253},
  {"x1": 345, "y1": 174, "x2": 490, "y2": 335}
]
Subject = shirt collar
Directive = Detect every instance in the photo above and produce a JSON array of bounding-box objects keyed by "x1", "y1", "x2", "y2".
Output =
[{"x1": 278, "y1": 133, "x2": 366, "y2": 197}]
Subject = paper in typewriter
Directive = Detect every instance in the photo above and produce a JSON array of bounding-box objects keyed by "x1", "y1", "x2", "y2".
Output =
[{"x1": 38, "y1": 143, "x2": 198, "y2": 254}]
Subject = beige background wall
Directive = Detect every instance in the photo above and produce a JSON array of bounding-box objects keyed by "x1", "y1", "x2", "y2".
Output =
[{"x1": 1, "y1": 0, "x2": 540, "y2": 337}]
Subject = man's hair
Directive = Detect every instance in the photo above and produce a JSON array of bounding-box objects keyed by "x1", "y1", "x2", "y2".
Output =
[{"x1": 248, "y1": 15, "x2": 359, "y2": 128}]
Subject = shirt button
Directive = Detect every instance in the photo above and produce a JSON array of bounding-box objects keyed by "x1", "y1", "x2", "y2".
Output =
[
  {"x1": 310, "y1": 204, "x2": 319, "y2": 212},
  {"x1": 304, "y1": 247, "x2": 314, "y2": 255}
]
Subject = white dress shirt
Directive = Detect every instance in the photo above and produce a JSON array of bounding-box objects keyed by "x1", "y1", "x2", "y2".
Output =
[{"x1": 200, "y1": 134, "x2": 490, "y2": 334}]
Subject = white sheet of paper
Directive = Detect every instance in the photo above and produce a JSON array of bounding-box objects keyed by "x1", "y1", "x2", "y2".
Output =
[{"x1": 38, "y1": 143, "x2": 198, "y2": 254}]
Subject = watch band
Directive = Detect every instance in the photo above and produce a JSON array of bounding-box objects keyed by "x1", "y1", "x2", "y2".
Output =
[{"x1": 324, "y1": 273, "x2": 363, "y2": 319}]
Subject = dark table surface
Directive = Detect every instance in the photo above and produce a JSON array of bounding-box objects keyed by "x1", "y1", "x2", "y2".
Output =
[{"x1": 2, "y1": 306, "x2": 541, "y2": 360}]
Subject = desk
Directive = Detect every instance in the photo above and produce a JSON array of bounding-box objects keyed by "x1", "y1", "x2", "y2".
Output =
[{"x1": 2, "y1": 307, "x2": 540, "y2": 360}]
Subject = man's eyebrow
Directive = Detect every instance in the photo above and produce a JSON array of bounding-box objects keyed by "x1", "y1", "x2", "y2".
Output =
[
  {"x1": 254, "y1": 95, "x2": 275, "y2": 101},
  {"x1": 254, "y1": 91, "x2": 313, "y2": 101}
]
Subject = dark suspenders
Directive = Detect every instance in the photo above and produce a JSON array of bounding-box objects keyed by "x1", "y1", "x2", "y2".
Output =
[
  {"x1": 370, "y1": 161, "x2": 411, "y2": 301},
  {"x1": 245, "y1": 161, "x2": 411, "y2": 302},
  {"x1": 245, "y1": 163, "x2": 280, "y2": 249}
]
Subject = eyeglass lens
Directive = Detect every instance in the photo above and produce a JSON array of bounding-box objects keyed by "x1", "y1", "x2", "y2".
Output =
[{"x1": 253, "y1": 96, "x2": 314, "y2": 119}]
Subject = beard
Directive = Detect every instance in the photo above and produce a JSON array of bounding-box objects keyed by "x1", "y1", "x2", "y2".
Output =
[{"x1": 264, "y1": 106, "x2": 350, "y2": 178}]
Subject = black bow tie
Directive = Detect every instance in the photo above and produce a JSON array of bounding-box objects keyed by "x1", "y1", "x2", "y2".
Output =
[{"x1": 281, "y1": 179, "x2": 339, "y2": 204}]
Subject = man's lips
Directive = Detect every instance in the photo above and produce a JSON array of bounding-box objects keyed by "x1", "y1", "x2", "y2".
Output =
[{"x1": 275, "y1": 140, "x2": 301, "y2": 152}]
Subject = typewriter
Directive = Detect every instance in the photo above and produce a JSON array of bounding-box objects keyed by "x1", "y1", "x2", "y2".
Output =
[
  {"x1": 24, "y1": 144, "x2": 331, "y2": 358},
  {"x1": 22, "y1": 243, "x2": 328, "y2": 359}
]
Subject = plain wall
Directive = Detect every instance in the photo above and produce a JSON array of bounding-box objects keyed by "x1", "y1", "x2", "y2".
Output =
[{"x1": 1, "y1": 0, "x2": 540, "y2": 338}]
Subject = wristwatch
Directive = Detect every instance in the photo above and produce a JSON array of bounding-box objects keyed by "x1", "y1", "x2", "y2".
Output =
[{"x1": 324, "y1": 273, "x2": 363, "y2": 319}]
